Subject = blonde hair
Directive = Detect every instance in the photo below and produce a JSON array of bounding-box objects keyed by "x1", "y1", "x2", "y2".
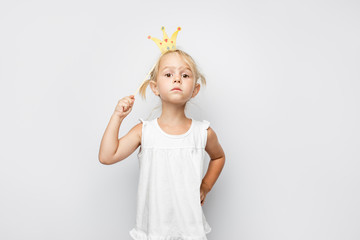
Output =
[{"x1": 138, "y1": 49, "x2": 206, "y2": 99}]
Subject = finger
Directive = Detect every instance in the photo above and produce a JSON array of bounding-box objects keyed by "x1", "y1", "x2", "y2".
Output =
[
  {"x1": 119, "y1": 103, "x2": 128, "y2": 110},
  {"x1": 125, "y1": 97, "x2": 134, "y2": 106},
  {"x1": 125, "y1": 103, "x2": 133, "y2": 110},
  {"x1": 122, "y1": 98, "x2": 130, "y2": 105},
  {"x1": 121, "y1": 102, "x2": 130, "y2": 110},
  {"x1": 122, "y1": 105, "x2": 127, "y2": 112},
  {"x1": 126, "y1": 102, "x2": 134, "y2": 111},
  {"x1": 120, "y1": 100, "x2": 131, "y2": 107},
  {"x1": 121, "y1": 96, "x2": 130, "y2": 103},
  {"x1": 118, "y1": 100, "x2": 126, "y2": 107},
  {"x1": 123, "y1": 105, "x2": 131, "y2": 114}
]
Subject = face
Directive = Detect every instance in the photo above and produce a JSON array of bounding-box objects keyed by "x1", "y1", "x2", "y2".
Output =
[{"x1": 150, "y1": 52, "x2": 200, "y2": 105}]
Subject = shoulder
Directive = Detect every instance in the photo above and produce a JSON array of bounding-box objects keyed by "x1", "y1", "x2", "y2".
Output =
[
  {"x1": 198, "y1": 119, "x2": 211, "y2": 134},
  {"x1": 205, "y1": 126, "x2": 220, "y2": 150},
  {"x1": 127, "y1": 122, "x2": 143, "y2": 142},
  {"x1": 132, "y1": 122, "x2": 143, "y2": 131},
  {"x1": 134, "y1": 122, "x2": 144, "y2": 140},
  {"x1": 130, "y1": 118, "x2": 155, "y2": 140},
  {"x1": 206, "y1": 127, "x2": 217, "y2": 142},
  {"x1": 205, "y1": 126, "x2": 225, "y2": 158}
]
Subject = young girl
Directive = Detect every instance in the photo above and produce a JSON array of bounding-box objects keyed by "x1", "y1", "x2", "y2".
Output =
[{"x1": 99, "y1": 49, "x2": 225, "y2": 240}]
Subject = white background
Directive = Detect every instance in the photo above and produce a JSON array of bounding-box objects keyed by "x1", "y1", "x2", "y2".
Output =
[{"x1": 1, "y1": 0, "x2": 359, "y2": 239}]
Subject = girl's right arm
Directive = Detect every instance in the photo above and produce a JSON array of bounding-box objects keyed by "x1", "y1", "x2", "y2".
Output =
[{"x1": 98, "y1": 95, "x2": 142, "y2": 165}]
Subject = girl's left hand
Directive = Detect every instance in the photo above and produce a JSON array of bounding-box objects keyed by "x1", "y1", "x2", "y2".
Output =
[{"x1": 200, "y1": 182, "x2": 211, "y2": 206}]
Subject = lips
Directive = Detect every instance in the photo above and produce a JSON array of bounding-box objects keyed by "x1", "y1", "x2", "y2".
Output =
[{"x1": 171, "y1": 88, "x2": 182, "y2": 91}]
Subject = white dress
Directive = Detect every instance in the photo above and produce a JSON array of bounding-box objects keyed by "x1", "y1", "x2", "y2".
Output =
[{"x1": 129, "y1": 117, "x2": 212, "y2": 240}]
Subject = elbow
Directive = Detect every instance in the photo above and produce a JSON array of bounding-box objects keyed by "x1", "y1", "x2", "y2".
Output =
[
  {"x1": 98, "y1": 156, "x2": 108, "y2": 165},
  {"x1": 99, "y1": 154, "x2": 122, "y2": 165},
  {"x1": 98, "y1": 154, "x2": 113, "y2": 165},
  {"x1": 221, "y1": 154, "x2": 226, "y2": 165}
]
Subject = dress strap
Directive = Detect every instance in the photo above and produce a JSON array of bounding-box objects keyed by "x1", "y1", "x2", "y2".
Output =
[
  {"x1": 202, "y1": 120, "x2": 210, "y2": 130},
  {"x1": 138, "y1": 118, "x2": 147, "y2": 126}
]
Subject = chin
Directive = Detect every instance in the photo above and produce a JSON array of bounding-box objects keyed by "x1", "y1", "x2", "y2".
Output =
[{"x1": 163, "y1": 97, "x2": 188, "y2": 105}]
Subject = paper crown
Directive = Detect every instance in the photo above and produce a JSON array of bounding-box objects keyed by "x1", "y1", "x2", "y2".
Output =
[
  {"x1": 134, "y1": 26, "x2": 182, "y2": 96},
  {"x1": 147, "y1": 26, "x2": 181, "y2": 53}
]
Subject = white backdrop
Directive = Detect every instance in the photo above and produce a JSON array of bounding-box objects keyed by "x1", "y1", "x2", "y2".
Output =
[{"x1": 1, "y1": 0, "x2": 359, "y2": 239}]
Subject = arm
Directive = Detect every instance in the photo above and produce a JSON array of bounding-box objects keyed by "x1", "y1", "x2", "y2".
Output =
[
  {"x1": 98, "y1": 114, "x2": 142, "y2": 165},
  {"x1": 202, "y1": 127, "x2": 226, "y2": 193}
]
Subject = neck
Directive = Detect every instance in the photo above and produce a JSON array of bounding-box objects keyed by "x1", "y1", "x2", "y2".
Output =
[{"x1": 158, "y1": 101, "x2": 189, "y2": 124}]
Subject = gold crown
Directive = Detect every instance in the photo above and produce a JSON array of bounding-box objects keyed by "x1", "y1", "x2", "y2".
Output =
[
  {"x1": 148, "y1": 26, "x2": 181, "y2": 53},
  {"x1": 134, "y1": 26, "x2": 182, "y2": 96}
]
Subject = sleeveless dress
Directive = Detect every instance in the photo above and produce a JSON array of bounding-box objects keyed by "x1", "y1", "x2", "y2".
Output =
[{"x1": 129, "y1": 117, "x2": 212, "y2": 240}]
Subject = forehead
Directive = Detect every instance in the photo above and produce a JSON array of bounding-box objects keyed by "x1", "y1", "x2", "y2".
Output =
[{"x1": 159, "y1": 53, "x2": 190, "y2": 70}]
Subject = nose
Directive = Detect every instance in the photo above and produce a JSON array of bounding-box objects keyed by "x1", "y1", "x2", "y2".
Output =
[{"x1": 173, "y1": 74, "x2": 181, "y2": 83}]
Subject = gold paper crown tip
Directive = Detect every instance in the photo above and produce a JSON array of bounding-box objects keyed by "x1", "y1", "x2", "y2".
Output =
[{"x1": 148, "y1": 26, "x2": 181, "y2": 54}]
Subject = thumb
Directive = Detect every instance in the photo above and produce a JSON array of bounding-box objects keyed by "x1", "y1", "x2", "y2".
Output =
[{"x1": 123, "y1": 105, "x2": 132, "y2": 114}]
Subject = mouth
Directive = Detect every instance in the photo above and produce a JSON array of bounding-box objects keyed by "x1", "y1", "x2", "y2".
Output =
[{"x1": 171, "y1": 88, "x2": 182, "y2": 91}]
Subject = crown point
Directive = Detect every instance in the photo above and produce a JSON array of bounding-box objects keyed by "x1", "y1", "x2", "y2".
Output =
[{"x1": 148, "y1": 26, "x2": 181, "y2": 53}]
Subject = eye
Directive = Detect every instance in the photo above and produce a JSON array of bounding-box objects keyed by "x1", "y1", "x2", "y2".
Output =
[
  {"x1": 165, "y1": 73, "x2": 172, "y2": 77},
  {"x1": 182, "y1": 74, "x2": 190, "y2": 78}
]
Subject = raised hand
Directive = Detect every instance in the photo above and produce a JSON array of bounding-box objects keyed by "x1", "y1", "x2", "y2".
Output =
[{"x1": 113, "y1": 95, "x2": 135, "y2": 119}]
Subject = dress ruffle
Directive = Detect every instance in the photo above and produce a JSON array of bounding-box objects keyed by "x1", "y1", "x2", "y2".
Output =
[{"x1": 129, "y1": 226, "x2": 211, "y2": 240}]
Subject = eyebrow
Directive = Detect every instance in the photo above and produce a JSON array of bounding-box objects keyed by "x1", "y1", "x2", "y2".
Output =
[{"x1": 161, "y1": 66, "x2": 192, "y2": 71}]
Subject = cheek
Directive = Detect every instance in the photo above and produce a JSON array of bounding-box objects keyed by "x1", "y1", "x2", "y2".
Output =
[
  {"x1": 184, "y1": 84, "x2": 195, "y2": 95},
  {"x1": 187, "y1": 81, "x2": 196, "y2": 90},
  {"x1": 157, "y1": 80, "x2": 169, "y2": 92}
]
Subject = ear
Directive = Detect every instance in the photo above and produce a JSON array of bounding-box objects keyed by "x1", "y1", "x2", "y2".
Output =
[
  {"x1": 149, "y1": 80, "x2": 160, "y2": 96},
  {"x1": 191, "y1": 83, "x2": 201, "y2": 98}
]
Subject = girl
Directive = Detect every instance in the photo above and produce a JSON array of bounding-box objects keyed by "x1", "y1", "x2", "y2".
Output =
[{"x1": 99, "y1": 49, "x2": 225, "y2": 240}]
